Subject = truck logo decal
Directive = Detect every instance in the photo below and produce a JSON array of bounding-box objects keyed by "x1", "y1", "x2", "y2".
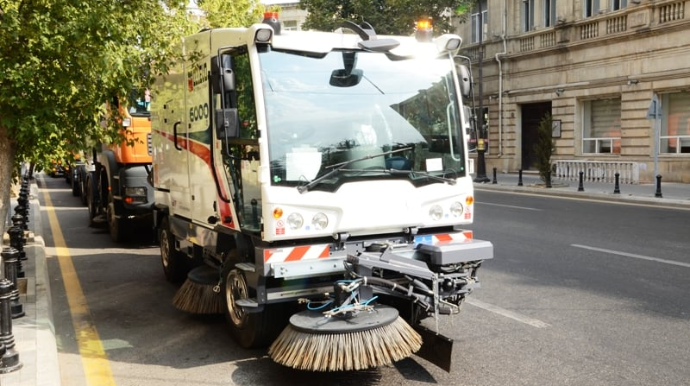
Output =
[{"x1": 188, "y1": 62, "x2": 208, "y2": 92}]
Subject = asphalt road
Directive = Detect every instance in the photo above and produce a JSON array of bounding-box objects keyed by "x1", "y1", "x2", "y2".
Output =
[{"x1": 39, "y1": 176, "x2": 690, "y2": 386}]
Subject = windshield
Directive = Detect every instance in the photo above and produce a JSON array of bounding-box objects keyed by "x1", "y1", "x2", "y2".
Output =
[
  {"x1": 259, "y1": 49, "x2": 465, "y2": 191},
  {"x1": 127, "y1": 88, "x2": 151, "y2": 116}
]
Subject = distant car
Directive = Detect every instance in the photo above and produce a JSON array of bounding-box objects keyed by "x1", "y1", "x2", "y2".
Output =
[{"x1": 48, "y1": 161, "x2": 66, "y2": 178}]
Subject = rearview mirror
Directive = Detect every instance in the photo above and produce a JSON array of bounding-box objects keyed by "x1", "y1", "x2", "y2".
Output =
[
  {"x1": 456, "y1": 64, "x2": 472, "y2": 98},
  {"x1": 215, "y1": 108, "x2": 239, "y2": 139},
  {"x1": 330, "y1": 69, "x2": 363, "y2": 87}
]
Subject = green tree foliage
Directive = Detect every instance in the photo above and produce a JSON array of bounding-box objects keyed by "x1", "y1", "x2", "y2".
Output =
[
  {"x1": 197, "y1": 0, "x2": 266, "y2": 29},
  {"x1": 299, "y1": 0, "x2": 476, "y2": 36},
  {"x1": 534, "y1": 113, "x2": 555, "y2": 183},
  {"x1": 0, "y1": 0, "x2": 263, "y2": 235}
]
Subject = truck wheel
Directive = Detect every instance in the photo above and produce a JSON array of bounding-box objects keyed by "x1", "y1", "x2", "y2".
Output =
[
  {"x1": 159, "y1": 217, "x2": 187, "y2": 283},
  {"x1": 86, "y1": 175, "x2": 98, "y2": 227},
  {"x1": 222, "y1": 252, "x2": 291, "y2": 349},
  {"x1": 107, "y1": 201, "x2": 128, "y2": 242}
]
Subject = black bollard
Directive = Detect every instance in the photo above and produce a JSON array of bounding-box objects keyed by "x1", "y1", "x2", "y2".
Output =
[
  {"x1": 1, "y1": 248, "x2": 24, "y2": 319},
  {"x1": 546, "y1": 171, "x2": 552, "y2": 188},
  {"x1": 578, "y1": 171, "x2": 585, "y2": 192},
  {"x1": 0, "y1": 278, "x2": 22, "y2": 373},
  {"x1": 518, "y1": 169, "x2": 524, "y2": 186},
  {"x1": 614, "y1": 172, "x2": 621, "y2": 194},
  {"x1": 251, "y1": 199, "x2": 259, "y2": 229},
  {"x1": 7, "y1": 227, "x2": 25, "y2": 278},
  {"x1": 655, "y1": 175, "x2": 663, "y2": 198},
  {"x1": 492, "y1": 167, "x2": 497, "y2": 184}
]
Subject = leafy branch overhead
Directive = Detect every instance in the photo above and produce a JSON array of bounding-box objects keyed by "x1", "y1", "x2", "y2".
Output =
[{"x1": 300, "y1": 0, "x2": 477, "y2": 36}]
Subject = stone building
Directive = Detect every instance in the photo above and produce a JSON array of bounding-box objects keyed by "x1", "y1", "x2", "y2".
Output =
[{"x1": 455, "y1": 0, "x2": 690, "y2": 183}]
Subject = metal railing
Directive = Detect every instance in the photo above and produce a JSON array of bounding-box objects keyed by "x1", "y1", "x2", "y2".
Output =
[{"x1": 554, "y1": 160, "x2": 639, "y2": 184}]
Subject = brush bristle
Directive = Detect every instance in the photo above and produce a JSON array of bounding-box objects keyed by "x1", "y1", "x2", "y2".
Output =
[
  {"x1": 268, "y1": 316, "x2": 422, "y2": 372},
  {"x1": 172, "y1": 278, "x2": 224, "y2": 314}
]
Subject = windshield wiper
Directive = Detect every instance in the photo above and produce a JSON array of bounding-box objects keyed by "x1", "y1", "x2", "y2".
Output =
[
  {"x1": 297, "y1": 147, "x2": 412, "y2": 193},
  {"x1": 339, "y1": 168, "x2": 458, "y2": 185}
]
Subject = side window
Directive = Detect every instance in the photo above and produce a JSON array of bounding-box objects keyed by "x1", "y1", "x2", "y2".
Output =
[{"x1": 233, "y1": 52, "x2": 258, "y2": 139}]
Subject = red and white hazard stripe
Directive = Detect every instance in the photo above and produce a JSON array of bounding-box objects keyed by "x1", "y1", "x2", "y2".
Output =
[
  {"x1": 430, "y1": 230, "x2": 473, "y2": 243},
  {"x1": 264, "y1": 245, "x2": 331, "y2": 264}
]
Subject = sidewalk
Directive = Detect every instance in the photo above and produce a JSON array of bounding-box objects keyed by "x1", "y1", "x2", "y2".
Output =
[
  {"x1": 1, "y1": 179, "x2": 61, "y2": 386},
  {"x1": 474, "y1": 171, "x2": 690, "y2": 209}
]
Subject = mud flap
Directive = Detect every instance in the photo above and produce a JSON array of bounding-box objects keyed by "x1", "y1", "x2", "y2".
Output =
[{"x1": 413, "y1": 325, "x2": 454, "y2": 372}]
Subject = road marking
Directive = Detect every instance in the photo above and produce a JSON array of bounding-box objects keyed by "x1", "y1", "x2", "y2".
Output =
[
  {"x1": 42, "y1": 182, "x2": 117, "y2": 386},
  {"x1": 572, "y1": 244, "x2": 690, "y2": 268},
  {"x1": 477, "y1": 202, "x2": 543, "y2": 211},
  {"x1": 466, "y1": 298, "x2": 551, "y2": 328}
]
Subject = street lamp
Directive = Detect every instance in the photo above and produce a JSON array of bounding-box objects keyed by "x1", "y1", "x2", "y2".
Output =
[{"x1": 474, "y1": 9, "x2": 490, "y2": 183}]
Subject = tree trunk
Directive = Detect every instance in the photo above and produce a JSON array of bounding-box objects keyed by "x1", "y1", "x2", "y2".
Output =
[{"x1": 0, "y1": 126, "x2": 18, "y2": 238}]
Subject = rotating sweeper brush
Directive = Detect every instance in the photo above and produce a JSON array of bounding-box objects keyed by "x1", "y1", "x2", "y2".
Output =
[
  {"x1": 269, "y1": 241, "x2": 492, "y2": 372},
  {"x1": 268, "y1": 278, "x2": 422, "y2": 372}
]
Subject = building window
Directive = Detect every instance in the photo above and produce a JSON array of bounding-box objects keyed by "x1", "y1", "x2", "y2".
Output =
[
  {"x1": 471, "y1": 0, "x2": 488, "y2": 43},
  {"x1": 661, "y1": 91, "x2": 690, "y2": 154},
  {"x1": 583, "y1": 98, "x2": 621, "y2": 154},
  {"x1": 544, "y1": 0, "x2": 557, "y2": 27},
  {"x1": 612, "y1": 0, "x2": 627, "y2": 11},
  {"x1": 522, "y1": 0, "x2": 535, "y2": 32},
  {"x1": 584, "y1": 0, "x2": 600, "y2": 17},
  {"x1": 283, "y1": 20, "x2": 298, "y2": 31}
]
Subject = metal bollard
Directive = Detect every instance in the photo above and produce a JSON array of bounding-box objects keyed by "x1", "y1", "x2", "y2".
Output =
[
  {"x1": 251, "y1": 199, "x2": 259, "y2": 229},
  {"x1": 614, "y1": 172, "x2": 621, "y2": 194},
  {"x1": 0, "y1": 278, "x2": 22, "y2": 373},
  {"x1": 655, "y1": 175, "x2": 663, "y2": 198},
  {"x1": 7, "y1": 227, "x2": 25, "y2": 278},
  {"x1": 492, "y1": 167, "x2": 497, "y2": 184},
  {"x1": 546, "y1": 171, "x2": 552, "y2": 188},
  {"x1": 518, "y1": 169, "x2": 524, "y2": 186},
  {"x1": 1, "y1": 248, "x2": 24, "y2": 319},
  {"x1": 578, "y1": 171, "x2": 585, "y2": 192}
]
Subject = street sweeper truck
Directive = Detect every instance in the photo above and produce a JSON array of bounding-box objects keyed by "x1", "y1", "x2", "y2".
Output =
[
  {"x1": 84, "y1": 89, "x2": 154, "y2": 242},
  {"x1": 151, "y1": 15, "x2": 493, "y2": 372}
]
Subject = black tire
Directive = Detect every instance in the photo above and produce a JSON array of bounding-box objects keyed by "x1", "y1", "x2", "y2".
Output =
[
  {"x1": 159, "y1": 217, "x2": 188, "y2": 283},
  {"x1": 71, "y1": 173, "x2": 80, "y2": 196},
  {"x1": 85, "y1": 174, "x2": 99, "y2": 227},
  {"x1": 79, "y1": 174, "x2": 88, "y2": 206},
  {"x1": 222, "y1": 251, "x2": 292, "y2": 349},
  {"x1": 107, "y1": 200, "x2": 128, "y2": 242}
]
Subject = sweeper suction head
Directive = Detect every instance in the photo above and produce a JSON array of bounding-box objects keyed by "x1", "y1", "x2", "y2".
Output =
[{"x1": 268, "y1": 305, "x2": 422, "y2": 372}]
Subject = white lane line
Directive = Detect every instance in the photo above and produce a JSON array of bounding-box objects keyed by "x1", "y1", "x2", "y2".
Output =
[
  {"x1": 466, "y1": 298, "x2": 551, "y2": 328},
  {"x1": 571, "y1": 244, "x2": 690, "y2": 269},
  {"x1": 478, "y1": 202, "x2": 543, "y2": 211}
]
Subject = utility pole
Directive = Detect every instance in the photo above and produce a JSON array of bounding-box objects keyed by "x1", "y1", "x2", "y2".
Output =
[{"x1": 474, "y1": 9, "x2": 490, "y2": 183}]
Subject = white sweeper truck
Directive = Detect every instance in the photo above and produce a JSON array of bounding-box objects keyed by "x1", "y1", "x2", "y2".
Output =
[{"x1": 150, "y1": 14, "x2": 493, "y2": 372}]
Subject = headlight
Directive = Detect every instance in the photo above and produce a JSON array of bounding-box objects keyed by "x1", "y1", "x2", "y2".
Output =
[
  {"x1": 429, "y1": 205, "x2": 443, "y2": 221},
  {"x1": 287, "y1": 213, "x2": 304, "y2": 229},
  {"x1": 125, "y1": 187, "x2": 147, "y2": 197},
  {"x1": 312, "y1": 213, "x2": 328, "y2": 230},
  {"x1": 450, "y1": 202, "x2": 464, "y2": 217}
]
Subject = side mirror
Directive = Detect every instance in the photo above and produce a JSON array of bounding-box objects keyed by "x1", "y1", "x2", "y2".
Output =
[
  {"x1": 215, "y1": 108, "x2": 239, "y2": 139},
  {"x1": 457, "y1": 64, "x2": 472, "y2": 98}
]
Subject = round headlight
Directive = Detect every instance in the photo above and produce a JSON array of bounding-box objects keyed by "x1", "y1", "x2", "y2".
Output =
[
  {"x1": 450, "y1": 202, "x2": 464, "y2": 217},
  {"x1": 312, "y1": 213, "x2": 329, "y2": 230},
  {"x1": 287, "y1": 213, "x2": 304, "y2": 229},
  {"x1": 429, "y1": 205, "x2": 443, "y2": 221}
]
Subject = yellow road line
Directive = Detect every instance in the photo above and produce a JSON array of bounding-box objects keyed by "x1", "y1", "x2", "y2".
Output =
[{"x1": 42, "y1": 185, "x2": 117, "y2": 386}]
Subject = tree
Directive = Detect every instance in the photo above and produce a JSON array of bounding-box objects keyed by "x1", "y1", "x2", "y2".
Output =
[
  {"x1": 0, "y1": 0, "x2": 264, "y2": 236},
  {"x1": 299, "y1": 0, "x2": 476, "y2": 36},
  {"x1": 534, "y1": 113, "x2": 555, "y2": 184}
]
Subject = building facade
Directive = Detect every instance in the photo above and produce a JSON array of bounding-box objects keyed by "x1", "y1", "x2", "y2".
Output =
[{"x1": 456, "y1": 0, "x2": 690, "y2": 183}]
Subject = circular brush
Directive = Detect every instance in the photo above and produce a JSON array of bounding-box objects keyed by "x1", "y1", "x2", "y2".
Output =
[
  {"x1": 172, "y1": 265, "x2": 223, "y2": 314},
  {"x1": 268, "y1": 305, "x2": 422, "y2": 372}
]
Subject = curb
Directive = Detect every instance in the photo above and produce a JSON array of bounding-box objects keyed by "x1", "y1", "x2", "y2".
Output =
[{"x1": 474, "y1": 182, "x2": 690, "y2": 210}]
